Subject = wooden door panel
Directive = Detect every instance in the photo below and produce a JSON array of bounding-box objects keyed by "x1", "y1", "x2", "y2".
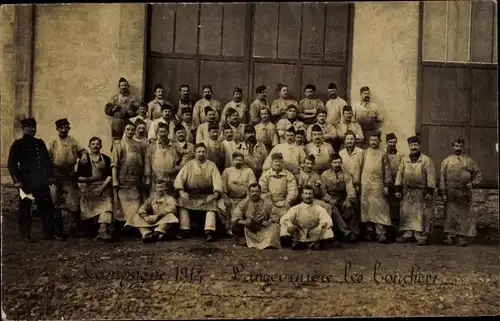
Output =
[
  {"x1": 277, "y1": 2, "x2": 301, "y2": 59},
  {"x1": 252, "y1": 3, "x2": 279, "y2": 58},
  {"x1": 146, "y1": 58, "x2": 197, "y2": 102},
  {"x1": 199, "y1": 4, "x2": 223, "y2": 56},
  {"x1": 200, "y1": 60, "x2": 248, "y2": 105},
  {"x1": 421, "y1": 66, "x2": 470, "y2": 124},
  {"x1": 150, "y1": 4, "x2": 175, "y2": 54},
  {"x1": 471, "y1": 69, "x2": 498, "y2": 127},
  {"x1": 301, "y1": 65, "x2": 345, "y2": 102},
  {"x1": 324, "y1": 3, "x2": 349, "y2": 63},
  {"x1": 301, "y1": 3, "x2": 325, "y2": 60},
  {"x1": 222, "y1": 3, "x2": 246, "y2": 57},
  {"x1": 253, "y1": 62, "x2": 298, "y2": 100},
  {"x1": 470, "y1": 127, "x2": 498, "y2": 186},
  {"x1": 174, "y1": 4, "x2": 199, "y2": 54},
  {"x1": 471, "y1": 1, "x2": 495, "y2": 63}
]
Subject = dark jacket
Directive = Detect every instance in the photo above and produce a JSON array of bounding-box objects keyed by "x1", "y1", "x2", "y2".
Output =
[
  {"x1": 75, "y1": 153, "x2": 112, "y2": 179},
  {"x1": 8, "y1": 135, "x2": 54, "y2": 193}
]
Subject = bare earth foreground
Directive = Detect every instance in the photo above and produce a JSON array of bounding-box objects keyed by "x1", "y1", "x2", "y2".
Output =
[{"x1": 1, "y1": 215, "x2": 499, "y2": 319}]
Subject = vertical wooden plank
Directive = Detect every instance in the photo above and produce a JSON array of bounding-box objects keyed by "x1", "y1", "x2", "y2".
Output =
[
  {"x1": 150, "y1": 4, "x2": 175, "y2": 53},
  {"x1": 301, "y1": 3, "x2": 325, "y2": 60},
  {"x1": 324, "y1": 3, "x2": 348, "y2": 63},
  {"x1": 446, "y1": 1, "x2": 470, "y2": 62},
  {"x1": 277, "y1": 2, "x2": 301, "y2": 59},
  {"x1": 301, "y1": 65, "x2": 345, "y2": 102},
  {"x1": 200, "y1": 61, "x2": 248, "y2": 105},
  {"x1": 253, "y1": 62, "x2": 298, "y2": 100},
  {"x1": 174, "y1": 4, "x2": 199, "y2": 54},
  {"x1": 470, "y1": 0, "x2": 495, "y2": 62},
  {"x1": 493, "y1": 3, "x2": 497, "y2": 63},
  {"x1": 470, "y1": 127, "x2": 498, "y2": 186},
  {"x1": 253, "y1": 3, "x2": 279, "y2": 58},
  {"x1": 199, "y1": 4, "x2": 222, "y2": 56},
  {"x1": 471, "y1": 69, "x2": 498, "y2": 127},
  {"x1": 421, "y1": 67, "x2": 470, "y2": 123},
  {"x1": 422, "y1": 1, "x2": 447, "y2": 61},
  {"x1": 222, "y1": 3, "x2": 246, "y2": 57}
]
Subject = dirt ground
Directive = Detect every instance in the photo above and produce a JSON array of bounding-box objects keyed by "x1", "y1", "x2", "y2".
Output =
[{"x1": 1, "y1": 214, "x2": 499, "y2": 320}]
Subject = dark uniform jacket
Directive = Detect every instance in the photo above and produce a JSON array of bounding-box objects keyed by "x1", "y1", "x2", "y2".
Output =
[{"x1": 8, "y1": 135, "x2": 54, "y2": 193}]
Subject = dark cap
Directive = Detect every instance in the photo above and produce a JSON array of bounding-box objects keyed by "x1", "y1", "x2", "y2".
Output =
[
  {"x1": 125, "y1": 120, "x2": 137, "y2": 128},
  {"x1": 271, "y1": 152, "x2": 283, "y2": 160},
  {"x1": 304, "y1": 84, "x2": 316, "y2": 92},
  {"x1": 311, "y1": 124, "x2": 323, "y2": 132},
  {"x1": 286, "y1": 126, "x2": 296, "y2": 134},
  {"x1": 386, "y1": 133, "x2": 397, "y2": 141},
  {"x1": 20, "y1": 118, "x2": 37, "y2": 127},
  {"x1": 330, "y1": 153, "x2": 342, "y2": 161},
  {"x1": 233, "y1": 87, "x2": 243, "y2": 94},
  {"x1": 453, "y1": 138, "x2": 465, "y2": 145},
  {"x1": 407, "y1": 136, "x2": 420, "y2": 144},
  {"x1": 328, "y1": 83, "x2": 337, "y2": 89},
  {"x1": 161, "y1": 103, "x2": 172, "y2": 111},
  {"x1": 55, "y1": 118, "x2": 70, "y2": 128},
  {"x1": 295, "y1": 129, "x2": 306, "y2": 136},
  {"x1": 342, "y1": 105, "x2": 353, "y2": 113},
  {"x1": 305, "y1": 154, "x2": 316, "y2": 163},
  {"x1": 204, "y1": 106, "x2": 214, "y2": 114},
  {"x1": 370, "y1": 131, "x2": 381, "y2": 139},
  {"x1": 174, "y1": 124, "x2": 186, "y2": 133},
  {"x1": 208, "y1": 122, "x2": 219, "y2": 131},
  {"x1": 134, "y1": 118, "x2": 146, "y2": 126}
]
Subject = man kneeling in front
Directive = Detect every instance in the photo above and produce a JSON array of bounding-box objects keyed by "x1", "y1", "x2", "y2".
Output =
[
  {"x1": 280, "y1": 185, "x2": 334, "y2": 250},
  {"x1": 231, "y1": 183, "x2": 281, "y2": 249},
  {"x1": 125, "y1": 180, "x2": 179, "y2": 243}
]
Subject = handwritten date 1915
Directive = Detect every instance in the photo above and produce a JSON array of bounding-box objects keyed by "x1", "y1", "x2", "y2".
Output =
[{"x1": 175, "y1": 266, "x2": 205, "y2": 283}]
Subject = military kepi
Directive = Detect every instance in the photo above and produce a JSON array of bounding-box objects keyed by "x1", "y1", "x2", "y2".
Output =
[
  {"x1": 271, "y1": 152, "x2": 283, "y2": 160},
  {"x1": 55, "y1": 118, "x2": 70, "y2": 127},
  {"x1": 386, "y1": 133, "x2": 397, "y2": 141},
  {"x1": 407, "y1": 135, "x2": 420, "y2": 144},
  {"x1": 20, "y1": 118, "x2": 37, "y2": 127}
]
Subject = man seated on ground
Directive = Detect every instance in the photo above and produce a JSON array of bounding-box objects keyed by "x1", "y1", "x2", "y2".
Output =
[
  {"x1": 231, "y1": 183, "x2": 281, "y2": 249},
  {"x1": 280, "y1": 185, "x2": 334, "y2": 250},
  {"x1": 125, "y1": 180, "x2": 179, "y2": 243}
]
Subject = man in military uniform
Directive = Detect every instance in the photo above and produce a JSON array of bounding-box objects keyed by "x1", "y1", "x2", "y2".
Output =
[{"x1": 7, "y1": 118, "x2": 62, "y2": 241}]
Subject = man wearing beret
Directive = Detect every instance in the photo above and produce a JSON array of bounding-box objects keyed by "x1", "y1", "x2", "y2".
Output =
[
  {"x1": 47, "y1": 118, "x2": 89, "y2": 238},
  {"x1": 8, "y1": 118, "x2": 61, "y2": 241},
  {"x1": 395, "y1": 135, "x2": 436, "y2": 246}
]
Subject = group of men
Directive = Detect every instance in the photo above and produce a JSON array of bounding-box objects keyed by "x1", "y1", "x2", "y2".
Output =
[{"x1": 7, "y1": 77, "x2": 483, "y2": 250}]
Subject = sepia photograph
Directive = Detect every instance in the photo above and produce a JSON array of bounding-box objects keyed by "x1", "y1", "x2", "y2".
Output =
[{"x1": 1, "y1": 1, "x2": 498, "y2": 319}]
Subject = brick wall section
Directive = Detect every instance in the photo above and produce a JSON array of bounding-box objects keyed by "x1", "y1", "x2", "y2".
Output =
[{"x1": 1, "y1": 183, "x2": 498, "y2": 237}]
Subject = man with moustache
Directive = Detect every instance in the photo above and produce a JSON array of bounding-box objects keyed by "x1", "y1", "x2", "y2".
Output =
[
  {"x1": 254, "y1": 107, "x2": 279, "y2": 152},
  {"x1": 179, "y1": 107, "x2": 196, "y2": 144},
  {"x1": 305, "y1": 108, "x2": 338, "y2": 147},
  {"x1": 144, "y1": 122, "x2": 182, "y2": 196},
  {"x1": 321, "y1": 154, "x2": 359, "y2": 242},
  {"x1": 385, "y1": 133, "x2": 404, "y2": 231},
  {"x1": 8, "y1": 118, "x2": 60, "y2": 241},
  {"x1": 221, "y1": 152, "x2": 257, "y2": 218},
  {"x1": 259, "y1": 152, "x2": 298, "y2": 220},
  {"x1": 220, "y1": 87, "x2": 248, "y2": 125},
  {"x1": 324, "y1": 83, "x2": 347, "y2": 126},
  {"x1": 173, "y1": 124, "x2": 195, "y2": 167},
  {"x1": 219, "y1": 108, "x2": 246, "y2": 143},
  {"x1": 47, "y1": 118, "x2": 89, "y2": 238},
  {"x1": 196, "y1": 107, "x2": 218, "y2": 143},
  {"x1": 276, "y1": 105, "x2": 306, "y2": 144},
  {"x1": 147, "y1": 84, "x2": 171, "y2": 121},
  {"x1": 294, "y1": 129, "x2": 307, "y2": 148},
  {"x1": 263, "y1": 127, "x2": 307, "y2": 175},
  {"x1": 304, "y1": 124, "x2": 335, "y2": 174},
  {"x1": 271, "y1": 84, "x2": 297, "y2": 123},
  {"x1": 395, "y1": 136, "x2": 436, "y2": 246},
  {"x1": 335, "y1": 105, "x2": 364, "y2": 148},
  {"x1": 439, "y1": 138, "x2": 482, "y2": 247},
  {"x1": 130, "y1": 103, "x2": 152, "y2": 133},
  {"x1": 280, "y1": 185, "x2": 334, "y2": 250},
  {"x1": 236, "y1": 126, "x2": 269, "y2": 179},
  {"x1": 112, "y1": 121, "x2": 147, "y2": 228},
  {"x1": 148, "y1": 104, "x2": 176, "y2": 143},
  {"x1": 338, "y1": 130, "x2": 364, "y2": 191},
  {"x1": 133, "y1": 119, "x2": 149, "y2": 147},
  {"x1": 174, "y1": 84, "x2": 194, "y2": 122},
  {"x1": 193, "y1": 85, "x2": 222, "y2": 126},
  {"x1": 249, "y1": 85, "x2": 269, "y2": 125},
  {"x1": 297, "y1": 84, "x2": 325, "y2": 125},
  {"x1": 104, "y1": 77, "x2": 140, "y2": 145},
  {"x1": 231, "y1": 183, "x2": 281, "y2": 249},
  {"x1": 295, "y1": 155, "x2": 332, "y2": 215},
  {"x1": 203, "y1": 122, "x2": 226, "y2": 173},
  {"x1": 220, "y1": 124, "x2": 239, "y2": 169},
  {"x1": 174, "y1": 143, "x2": 225, "y2": 242},
  {"x1": 353, "y1": 86, "x2": 384, "y2": 149},
  {"x1": 359, "y1": 133, "x2": 392, "y2": 244}
]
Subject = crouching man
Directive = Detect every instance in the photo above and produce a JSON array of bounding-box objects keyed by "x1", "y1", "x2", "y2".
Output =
[
  {"x1": 125, "y1": 180, "x2": 179, "y2": 243},
  {"x1": 280, "y1": 185, "x2": 334, "y2": 250},
  {"x1": 231, "y1": 183, "x2": 281, "y2": 249}
]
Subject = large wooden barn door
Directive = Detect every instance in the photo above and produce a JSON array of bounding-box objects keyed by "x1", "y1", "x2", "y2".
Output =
[
  {"x1": 418, "y1": 1, "x2": 498, "y2": 187},
  {"x1": 146, "y1": 2, "x2": 352, "y2": 110}
]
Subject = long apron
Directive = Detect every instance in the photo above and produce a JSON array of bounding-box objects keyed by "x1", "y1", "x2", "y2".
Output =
[
  {"x1": 268, "y1": 176, "x2": 289, "y2": 218},
  {"x1": 242, "y1": 201, "x2": 281, "y2": 249},
  {"x1": 150, "y1": 145, "x2": 178, "y2": 194},
  {"x1": 125, "y1": 197, "x2": 179, "y2": 228},
  {"x1": 115, "y1": 142, "x2": 143, "y2": 222},
  {"x1": 444, "y1": 185, "x2": 475, "y2": 236},
  {"x1": 80, "y1": 160, "x2": 113, "y2": 220},
  {"x1": 360, "y1": 150, "x2": 391, "y2": 226},
  {"x1": 399, "y1": 188, "x2": 434, "y2": 233}
]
